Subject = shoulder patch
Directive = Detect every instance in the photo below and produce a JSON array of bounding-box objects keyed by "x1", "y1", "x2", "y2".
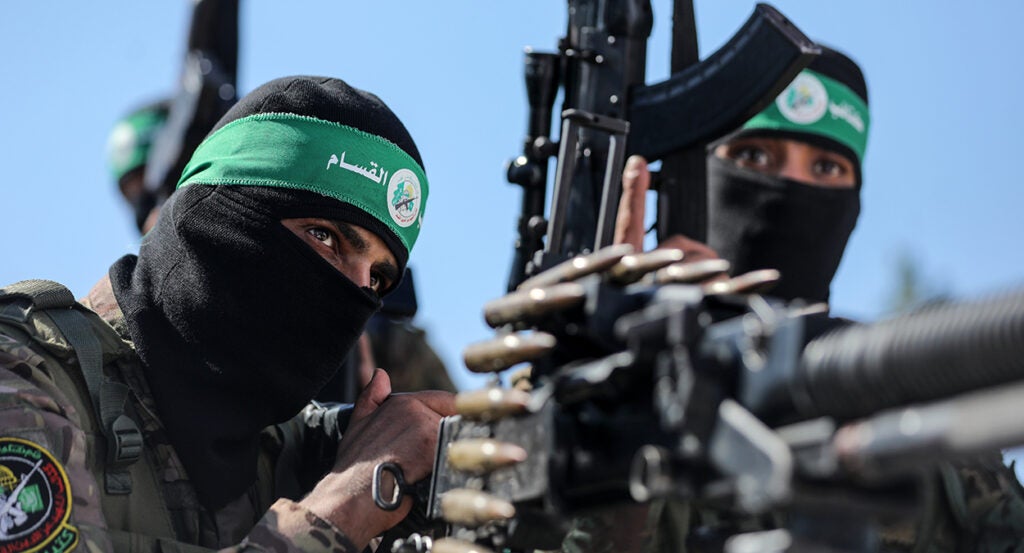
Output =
[{"x1": 0, "y1": 438, "x2": 78, "y2": 553}]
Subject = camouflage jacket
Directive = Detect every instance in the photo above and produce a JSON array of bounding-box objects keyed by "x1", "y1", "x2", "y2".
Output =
[{"x1": 0, "y1": 277, "x2": 359, "y2": 553}]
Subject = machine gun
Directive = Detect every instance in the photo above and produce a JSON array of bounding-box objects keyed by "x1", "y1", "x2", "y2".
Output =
[
  {"x1": 408, "y1": 247, "x2": 1024, "y2": 553},
  {"x1": 503, "y1": 1, "x2": 817, "y2": 292},
  {"x1": 377, "y1": 2, "x2": 1024, "y2": 552}
]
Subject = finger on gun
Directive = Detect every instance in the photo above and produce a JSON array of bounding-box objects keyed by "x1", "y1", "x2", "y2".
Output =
[
  {"x1": 462, "y1": 332, "x2": 557, "y2": 373},
  {"x1": 608, "y1": 248, "x2": 685, "y2": 284},
  {"x1": 517, "y1": 243, "x2": 634, "y2": 290},
  {"x1": 454, "y1": 387, "x2": 531, "y2": 421},
  {"x1": 440, "y1": 489, "x2": 516, "y2": 527},
  {"x1": 432, "y1": 537, "x2": 497, "y2": 553},
  {"x1": 483, "y1": 282, "x2": 586, "y2": 327},
  {"x1": 648, "y1": 258, "x2": 731, "y2": 285},
  {"x1": 447, "y1": 438, "x2": 528, "y2": 474},
  {"x1": 704, "y1": 269, "x2": 781, "y2": 296}
]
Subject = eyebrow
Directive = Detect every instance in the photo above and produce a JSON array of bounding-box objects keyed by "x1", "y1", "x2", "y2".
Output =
[
  {"x1": 332, "y1": 221, "x2": 400, "y2": 289},
  {"x1": 332, "y1": 221, "x2": 369, "y2": 253}
]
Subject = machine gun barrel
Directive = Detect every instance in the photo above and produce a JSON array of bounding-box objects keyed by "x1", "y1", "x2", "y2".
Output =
[
  {"x1": 835, "y1": 379, "x2": 1024, "y2": 478},
  {"x1": 795, "y1": 287, "x2": 1024, "y2": 421}
]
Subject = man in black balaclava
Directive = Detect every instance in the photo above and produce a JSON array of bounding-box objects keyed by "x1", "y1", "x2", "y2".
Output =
[
  {"x1": 105, "y1": 97, "x2": 387, "y2": 403},
  {"x1": 559, "y1": 45, "x2": 871, "y2": 553},
  {"x1": 615, "y1": 45, "x2": 869, "y2": 305},
  {"x1": 609, "y1": 46, "x2": 1024, "y2": 553},
  {"x1": 703, "y1": 44, "x2": 867, "y2": 303},
  {"x1": 0, "y1": 75, "x2": 452, "y2": 553}
]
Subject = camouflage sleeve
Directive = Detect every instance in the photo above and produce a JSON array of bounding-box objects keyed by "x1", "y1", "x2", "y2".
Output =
[
  {"x1": 0, "y1": 334, "x2": 114, "y2": 553},
  {"x1": 227, "y1": 499, "x2": 360, "y2": 553},
  {"x1": 882, "y1": 455, "x2": 1024, "y2": 553},
  {"x1": 940, "y1": 455, "x2": 1024, "y2": 553},
  {"x1": 560, "y1": 505, "x2": 657, "y2": 553}
]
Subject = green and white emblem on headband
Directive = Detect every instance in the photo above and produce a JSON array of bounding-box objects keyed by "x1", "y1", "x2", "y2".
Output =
[
  {"x1": 177, "y1": 113, "x2": 429, "y2": 253},
  {"x1": 743, "y1": 68, "x2": 870, "y2": 161}
]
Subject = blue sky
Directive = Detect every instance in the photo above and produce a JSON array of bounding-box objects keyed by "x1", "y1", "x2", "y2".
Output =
[{"x1": 2, "y1": 1, "x2": 1022, "y2": 400}]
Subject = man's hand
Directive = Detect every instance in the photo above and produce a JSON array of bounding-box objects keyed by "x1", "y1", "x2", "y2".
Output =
[
  {"x1": 614, "y1": 155, "x2": 721, "y2": 263},
  {"x1": 299, "y1": 369, "x2": 455, "y2": 549},
  {"x1": 614, "y1": 155, "x2": 652, "y2": 250}
]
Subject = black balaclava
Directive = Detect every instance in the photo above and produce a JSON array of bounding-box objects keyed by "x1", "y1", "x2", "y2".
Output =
[
  {"x1": 707, "y1": 46, "x2": 869, "y2": 303},
  {"x1": 707, "y1": 156, "x2": 860, "y2": 302},
  {"x1": 109, "y1": 76, "x2": 426, "y2": 510}
]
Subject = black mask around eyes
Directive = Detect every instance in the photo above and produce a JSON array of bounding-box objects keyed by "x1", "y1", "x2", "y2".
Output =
[
  {"x1": 111, "y1": 184, "x2": 381, "y2": 509},
  {"x1": 706, "y1": 156, "x2": 860, "y2": 303}
]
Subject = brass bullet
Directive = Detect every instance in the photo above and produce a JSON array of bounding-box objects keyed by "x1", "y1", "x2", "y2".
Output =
[
  {"x1": 462, "y1": 332, "x2": 557, "y2": 373},
  {"x1": 608, "y1": 248, "x2": 685, "y2": 284},
  {"x1": 517, "y1": 243, "x2": 634, "y2": 290},
  {"x1": 454, "y1": 387, "x2": 531, "y2": 421},
  {"x1": 440, "y1": 488, "x2": 516, "y2": 527},
  {"x1": 704, "y1": 269, "x2": 781, "y2": 295},
  {"x1": 483, "y1": 282, "x2": 586, "y2": 327},
  {"x1": 650, "y1": 258, "x2": 731, "y2": 284},
  {"x1": 447, "y1": 439, "x2": 528, "y2": 474},
  {"x1": 432, "y1": 537, "x2": 497, "y2": 553}
]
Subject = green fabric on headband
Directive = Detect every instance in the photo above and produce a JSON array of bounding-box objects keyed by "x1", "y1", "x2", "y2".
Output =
[
  {"x1": 743, "y1": 68, "x2": 870, "y2": 162},
  {"x1": 177, "y1": 113, "x2": 429, "y2": 255},
  {"x1": 106, "y1": 106, "x2": 168, "y2": 182}
]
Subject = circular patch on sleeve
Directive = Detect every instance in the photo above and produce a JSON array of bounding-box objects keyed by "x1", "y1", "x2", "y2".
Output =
[{"x1": 0, "y1": 438, "x2": 79, "y2": 553}]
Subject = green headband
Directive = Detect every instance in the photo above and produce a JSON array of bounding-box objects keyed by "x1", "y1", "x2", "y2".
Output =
[
  {"x1": 743, "y1": 68, "x2": 870, "y2": 162},
  {"x1": 106, "y1": 107, "x2": 168, "y2": 182},
  {"x1": 177, "y1": 113, "x2": 429, "y2": 255}
]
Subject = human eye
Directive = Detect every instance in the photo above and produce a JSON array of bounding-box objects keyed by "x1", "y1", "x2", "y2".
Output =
[
  {"x1": 307, "y1": 226, "x2": 336, "y2": 248},
  {"x1": 811, "y1": 153, "x2": 856, "y2": 187},
  {"x1": 368, "y1": 271, "x2": 391, "y2": 296},
  {"x1": 812, "y1": 158, "x2": 845, "y2": 178},
  {"x1": 722, "y1": 139, "x2": 777, "y2": 172},
  {"x1": 733, "y1": 146, "x2": 770, "y2": 167}
]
